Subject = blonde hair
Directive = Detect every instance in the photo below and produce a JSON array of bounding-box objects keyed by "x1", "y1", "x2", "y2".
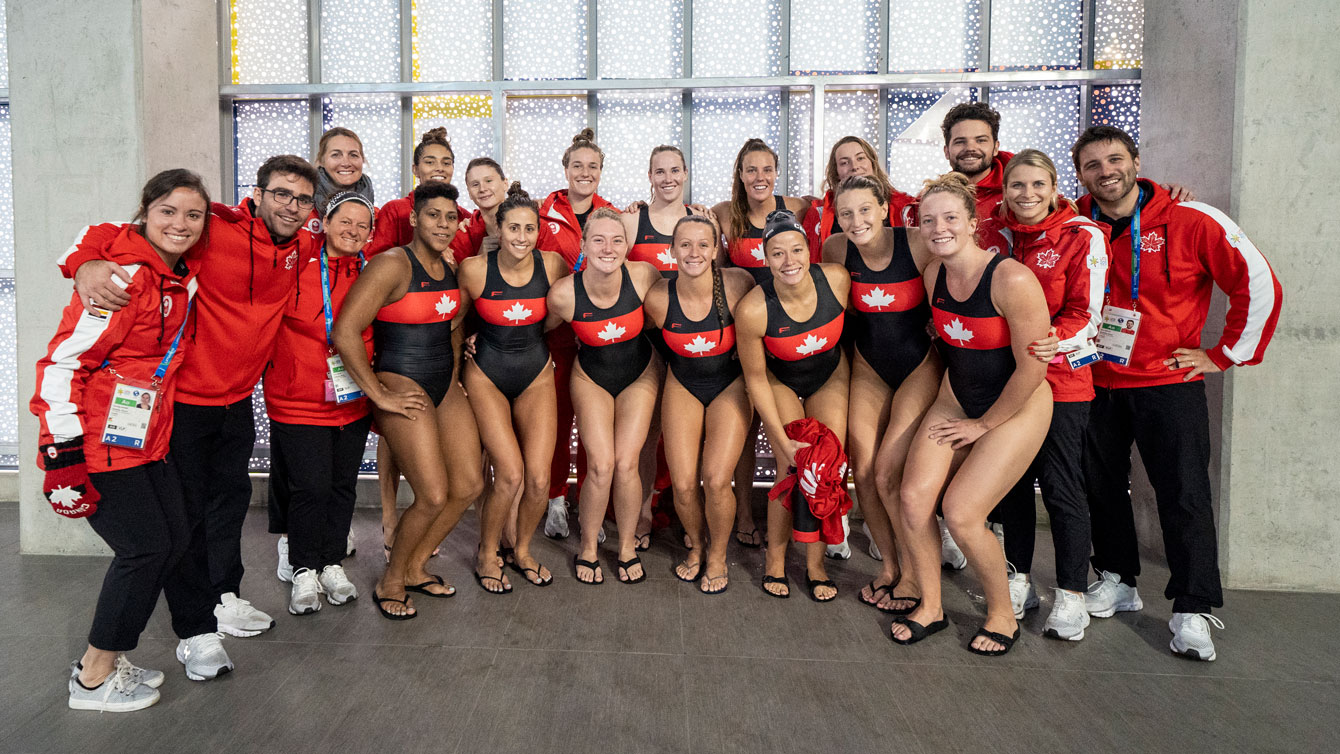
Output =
[
  {"x1": 823, "y1": 136, "x2": 894, "y2": 198},
  {"x1": 918, "y1": 172, "x2": 978, "y2": 221},
  {"x1": 1003, "y1": 149, "x2": 1066, "y2": 214},
  {"x1": 580, "y1": 206, "x2": 625, "y2": 241}
]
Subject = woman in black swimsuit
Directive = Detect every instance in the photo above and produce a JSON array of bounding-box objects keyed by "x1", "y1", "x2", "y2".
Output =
[
  {"x1": 644, "y1": 215, "x2": 755, "y2": 594},
  {"x1": 333, "y1": 181, "x2": 484, "y2": 619},
  {"x1": 458, "y1": 183, "x2": 570, "y2": 593},
  {"x1": 548, "y1": 208, "x2": 663, "y2": 585},
  {"x1": 735, "y1": 210, "x2": 851, "y2": 602}
]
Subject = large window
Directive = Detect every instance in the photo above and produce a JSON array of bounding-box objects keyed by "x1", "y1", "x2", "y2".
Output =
[
  {"x1": 1, "y1": 0, "x2": 16, "y2": 469},
  {"x1": 221, "y1": 0, "x2": 1142, "y2": 472}
]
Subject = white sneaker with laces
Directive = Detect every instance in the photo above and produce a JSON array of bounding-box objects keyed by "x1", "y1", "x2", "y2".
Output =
[
  {"x1": 1170, "y1": 612, "x2": 1224, "y2": 661},
  {"x1": 1085, "y1": 570, "x2": 1143, "y2": 618},
  {"x1": 318, "y1": 564, "x2": 359, "y2": 605},
  {"x1": 861, "y1": 521, "x2": 882, "y2": 561},
  {"x1": 72, "y1": 655, "x2": 165, "y2": 690},
  {"x1": 215, "y1": 592, "x2": 275, "y2": 637},
  {"x1": 175, "y1": 632, "x2": 234, "y2": 681},
  {"x1": 345, "y1": 531, "x2": 357, "y2": 558},
  {"x1": 939, "y1": 518, "x2": 967, "y2": 570},
  {"x1": 68, "y1": 661, "x2": 160, "y2": 712},
  {"x1": 289, "y1": 568, "x2": 323, "y2": 615},
  {"x1": 544, "y1": 497, "x2": 570, "y2": 539},
  {"x1": 1044, "y1": 589, "x2": 1091, "y2": 641},
  {"x1": 825, "y1": 515, "x2": 852, "y2": 560},
  {"x1": 1008, "y1": 566, "x2": 1040, "y2": 619},
  {"x1": 276, "y1": 536, "x2": 293, "y2": 583}
]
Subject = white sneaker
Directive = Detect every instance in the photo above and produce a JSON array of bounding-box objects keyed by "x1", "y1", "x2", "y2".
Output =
[
  {"x1": 318, "y1": 564, "x2": 359, "y2": 605},
  {"x1": 68, "y1": 661, "x2": 159, "y2": 712},
  {"x1": 276, "y1": 536, "x2": 293, "y2": 583},
  {"x1": 939, "y1": 518, "x2": 966, "y2": 570},
  {"x1": 175, "y1": 632, "x2": 234, "y2": 681},
  {"x1": 345, "y1": 531, "x2": 357, "y2": 558},
  {"x1": 215, "y1": 592, "x2": 275, "y2": 637},
  {"x1": 1044, "y1": 589, "x2": 1091, "y2": 641},
  {"x1": 1169, "y1": 612, "x2": 1224, "y2": 661},
  {"x1": 596, "y1": 525, "x2": 606, "y2": 545},
  {"x1": 861, "y1": 521, "x2": 882, "y2": 561},
  {"x1": 544, "y1": 497, "x2": 570, "y2": 539},
  {"x1": 1085, "y1": 570, "x2": 1143, "y2": 618},
  {"x1": 72, "y1": 654, "x2": 166, "y2": 691},
  {"x1": 825, "y1": 515, "x2": 852, "y2": 559},
  {"x1": 1008, "y1": 566, "x2": 1040, "y2": 619},
  {"x1": 289, "y1": 568, "x2": 323, "y2": 615}
]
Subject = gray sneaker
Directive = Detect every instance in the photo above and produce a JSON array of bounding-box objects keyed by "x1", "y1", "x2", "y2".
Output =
[
  {"x1": 544, "y1": 497, "x2": 570, "y2": 539},
  {"x1": 71, "y1": 654, "x2": 165, "y2": 690},
  {"x1": 277, "y1": 536, "x2": 293, "y2": 583},
  {"x1": 176, "y1": 632, "x2": 234, "y2": 681},
  {"x1": 215, "y1": 592, "x2": 275, "y2": 637},
  {"x1": 68, "y1": 662, "x2": 160, "y2": 712}
]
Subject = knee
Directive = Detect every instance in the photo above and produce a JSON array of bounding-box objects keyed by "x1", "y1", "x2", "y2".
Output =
[
  {"x1": 701, "y1": 469, "x2": 732, "y2": 500},
  {"x1": 613, "y1": 456, "x2": 640, "y2": 481},
  {"x1": 454, "y1": 473, "x2": 486, "y2": 505},
  {"x1": 585, "y1": 458, "x2": 615, "y2": 485},
  {"x1": 523, "y1": 471, "x2": 549, "y2": 499},
  {"x1": 493, "y1": 466, "x2": 524, "y2": 499},
  {"x1": 942, "y1": 504, "x2": 982, "y2": 541},
  {"x1": 875, "y1": 466, "x2": 899, "y2": 502},
  {"x1": 671, "y1": 480, "x2": 700, "y2": 503},
  {"x1": 853, "y1": 469, "x2": 877, "y2": 497}
]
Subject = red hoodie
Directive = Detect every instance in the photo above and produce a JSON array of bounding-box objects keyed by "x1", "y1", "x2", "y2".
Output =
[
  {"x1": 263, "y1": 249, "x2": 374, "y2": 426},
  {"x1": 1076, "y1": 180, "x2": 1282, "y2": 389},
  {"x1": 768, "y1": 418, "x2": 853, "y2": 545},
  {"x1": 537, "y1": 189, "x2": 617, "y2": 270},
  {"x1": 367, "y1": 191, "x2": 479, "y2": 263},
  {"x1": 977, "y1": 203, "x2": 1110, "y2": 402},
  {"x1": 34, "y1": 225, "x2": 200, "y2": 472},
  {"x1": 901, "y1": 151, "x2": 1013, "y2": 227},
  {"x1": 58, "y1": 200, "x2": 320, "y2": 406},
  {"x1": 804, "y1": 187, "x2": 918, "y2": 261}
]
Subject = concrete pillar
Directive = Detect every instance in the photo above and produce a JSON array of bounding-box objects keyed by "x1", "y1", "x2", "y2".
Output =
[{"x1": 10, "y1": 0, "x2": 219, "y2": 554}]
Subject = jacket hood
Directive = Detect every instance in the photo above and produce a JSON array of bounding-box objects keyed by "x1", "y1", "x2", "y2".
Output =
[
  {"x1": 997, "y1": 198, "x2": 1080, "y2": 239},
  {"x1": 973, "y1": 150, "x2": 1015, "y2": 193}
]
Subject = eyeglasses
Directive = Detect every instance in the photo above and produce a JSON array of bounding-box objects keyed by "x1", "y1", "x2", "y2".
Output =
[{"x1": 261, "y1": 187, "x2": 316, "y2": 210}]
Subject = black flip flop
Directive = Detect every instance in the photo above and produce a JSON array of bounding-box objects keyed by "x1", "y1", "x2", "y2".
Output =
[
  {"x1": 889, "y1": 615, "x2": 950, "y2": 645},
  {"x1": 879, "y1": 595, "x2": 922, "y2": 616},
  {"x1": 734, "y1": 528, "x2": 762, "y2": 549},
  {"x1": 373, "y1": 590, "x2": 416, "y2": 621},
  {"x1": 700, "y1": 571, "x2": 729, "y2": 595},
  {"x1": 405, "y1": 574, "x2": 455, "y2": 599},
  {"x1": 617, "y1": 556, "x2": 647, "y2": 584},
  {"x1": 761, "y1": 574, "x2": 790, "y2": 598},
  {"x1": 859, "y1": 581, "x2": 893, "y2": 608},
  {"x1": 675, "y1": 557, "x2": 703, "y2": 583},
  {"x1": 634, "y1": 533, "x2": 652, "y2": 552},
  {"x1": 807, "y1": 576, "x2": 838, "y2": 603},
  {"x1": 473, "y1": 568, "x2": 512, "y2": 595},
  {"x1": 967, "y1": 625, "x2": 1021, "y2": 657},
  {"x1": 573, "y1": 555, "x2": 603, "y2": 585},
  {"x1": 497, "y1": 546, "x2": 516, "y2": 566},
  {"x1": 505, "y1": 557, "x2": 554, "y2": 587}
]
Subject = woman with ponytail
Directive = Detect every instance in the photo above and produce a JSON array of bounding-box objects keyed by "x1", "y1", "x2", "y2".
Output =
[
  {"x1": 458, "y1": 182, "x2": 571, "y2": 592},
  {"x1": 643, "y1": 215, "x2": 755, "y2": 593}
]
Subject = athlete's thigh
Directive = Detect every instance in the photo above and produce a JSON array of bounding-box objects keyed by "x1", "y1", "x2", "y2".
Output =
[
  {"x1": 465, "y1": 363, "x2": 525, "y2": 477},
  {"x1": 702, "y1": 379, "x2": 752, "y2": 479},
  {"x1": 438, "y1": 380, "x2": 484, "y2": 495},
  {"x1": 875, "y1": 351, "x2": 942, "y2": 484},
  {"x1": 375, "y1": 372, "x2": 449, "y2": 497},
  {"x1": 900, "y1": 382, "x2": 968, "y2": 515},
  {"x1": 846, "y1": 352, "x2": 893, "y2": 470},
  {"x1": 612, "y1": 361, "x2": 662, "y2": 463},
  {"x1": 571, "y1": 368, "x2": 617, "y2": 464},
  {"x1": 511, "y1": 366, "x2": 558, "y2": 474},
  {"x1": 942, "y1": 388, "x2": 1052, "y2": 517},
  {"x1": 660, "y1": 374, "x2": 706, "y2": 483},
  {"x1": 802, "y1": 352, "x2": 851, "y2": 439}
]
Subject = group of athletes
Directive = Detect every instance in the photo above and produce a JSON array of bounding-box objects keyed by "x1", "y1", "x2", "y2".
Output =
[{"x1": 31, "y1": 100, "x2": 1282, "y2": 712}]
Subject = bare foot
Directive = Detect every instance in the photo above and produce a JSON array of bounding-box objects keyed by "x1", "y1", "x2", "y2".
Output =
[
  {"x1": 970, "y1": 614, "x2": 1018, "y2": 653},
  {"x1": 513, "y1": 551, "x2": 552, "y2": 585}
]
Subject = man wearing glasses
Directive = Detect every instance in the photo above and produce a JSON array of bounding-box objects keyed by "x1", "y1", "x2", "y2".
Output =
[{"x1": 61, "y1": 155, "x2": 321, "y2": 673}]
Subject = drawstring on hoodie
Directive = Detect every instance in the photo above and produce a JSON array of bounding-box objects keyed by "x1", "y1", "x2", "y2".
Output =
[
  {"x1": 248, "y1": 221, "x2": 256, "y2": 305},
  {"x1": 157, "y1": 276, "x2": 166, "y2": 343}
]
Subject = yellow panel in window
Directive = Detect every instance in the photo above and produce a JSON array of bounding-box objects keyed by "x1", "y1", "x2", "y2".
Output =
[
  {"x1": 413, "y1": 95, "x2": 494, "y2": 120},
  {"x1": 230, "y1": 0, "x2": 241, "y2": 85}
]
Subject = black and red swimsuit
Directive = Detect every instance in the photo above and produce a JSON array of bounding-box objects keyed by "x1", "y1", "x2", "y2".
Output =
[
  {"x1": 473, "y1": 249, "x2": 551, "y2": 401},
  {"x1": 762, "y1": 267, "x2": 845, "y2": 399},
  {"x1": 845, "y1": 231, "x2": 931, "y2": 389},
  {"x1": 931, "y1": 254, "x2": 1015, "y2": 419},
  {"x1": 372, "y1": 247, "x2": 459, "y2": 405},
  {"x1": 727, "y1": 195, "x2": 786, "y2": 283},
  {"x1": 661, "y1": 278, "x2": 741, "y2": 406},
  {"x1": 571, "y1": 267, "x2": 653, "y2": 396},
  {"x1": 627, "y1": 205, "x2": 689, "y2": 279}
]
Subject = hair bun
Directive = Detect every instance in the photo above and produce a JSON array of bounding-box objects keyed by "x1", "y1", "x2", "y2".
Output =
[
  {"x1": 506, "y1": 180, "x2": 529, "y2": 200},
  {"x1": 421, "y1": 126, "x2": 450, "y2": 144},
  {"x1": 573, "y1": 127, "x2": 595, "y2": 144}
]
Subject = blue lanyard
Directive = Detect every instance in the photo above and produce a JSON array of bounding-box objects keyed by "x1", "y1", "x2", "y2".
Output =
[
  {"x1": 319, "y1": 244, "x2": 366, "y2": 349},
  {"x1": 153, "y1": 299, "x2": 193, "y2": 381},
  {"x1": 1092, "y1": 185, "x2": 1143, "y2": 307}
]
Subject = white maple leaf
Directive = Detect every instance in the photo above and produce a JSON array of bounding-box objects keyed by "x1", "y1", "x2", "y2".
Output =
[
  {"x1": 683, "y1": 335, "x2": 717, "y2": 354},
  {"x1": 656, "y1": 249, "x2": 677, "y2": 268},
  {"x1": 943, "y1": 318, "x2": 974, "y2": 344},
  {"x1": 597, "y1": 322, "x2": 626, "y2": 341},
  {"x1": 795, "y1": 333, "x2": 828, "y2": 356},
  {"x1": 435, "y1": 293, "x2": 457, "y2": 319},
  {"x1": 503, "y1": 302, "x2": 532, "y2": 322},
  {"x1": 1034, "y1": 249, "x2": 1061, "y2": 269},
  {"x1": 1141, "y1": 230, "x2": 1165, "y2": 254},
  {"x1": 48, "y1": 485, "x2": 82, "y2": 508},
  {"x1": 861, "y1": 286, "x2": 896, "y2": 309},
  {"x1": 750, "y1": 245, "x2": 765, "y2": 262}
]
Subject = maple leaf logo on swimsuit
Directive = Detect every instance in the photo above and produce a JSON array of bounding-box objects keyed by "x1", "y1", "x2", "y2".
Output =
[
  {"x1": 597, "y1": 322, "x2": 626, "y2": 342},
  {"x1": 943, "y1": 318, "x2": 974, "y2": 344},
  {"x1": 750, "y1": 246, "x2": 765, "y2": 262},
  {"x1": 1034, "y1": 249, "x2": 1061, "y2": 269},
  {"x1": 503, "y1": 302, "x2": 532, "y2": 322},
  {"x1": 48, "y1": 485, "x2": 83, "y2": 509},
  {"x1": 861, "y1": 287, "x2": 896, "y2": 310},
  {"x1": 683, "y1": 335, "x2": 717, "y2": 354},
  {"x1": 795, "y1": 333, "x2": 828, "y2": 356},
  {"x1": 656, "y1": 249, "x2": 677, "y2": 269},
  {"x1": 434, "y1": 293, "x2": 457, "y2": 319},
  {"x1": 1141, "y1": 230, "x2": 1165, "y2": 254}
]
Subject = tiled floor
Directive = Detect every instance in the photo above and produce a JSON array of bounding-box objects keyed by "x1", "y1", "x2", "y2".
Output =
[{"x1": 0, "y1": 500, "x2": 1335, "y2": 754}]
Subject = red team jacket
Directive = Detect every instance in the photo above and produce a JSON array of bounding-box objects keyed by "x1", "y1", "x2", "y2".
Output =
[
  {"x1": 1076, "y1": 180, "x2": 1282, "y2": 389},
  {"x1": 768, "y1": 418, "x2": 853, "y2": 546},
  {"x1": 366, "y1": 190, "x2": 480, "y2": 263},
  {"x1": 34, "y1": 226, "x2": 199, "y2": 472},
  {"x1": 803, "y1": 187, "x2": 918, "y2": 261},
  {"x1": 263, "y1": 251, "x2": 374, "y2": 426},
  {"x1": 58, "y1": 199, "x2": 320, "y2": 406},
  {"x1": 977, "y1": 203, "x2": 1111, "y2": 402},
  {"x1": 537, "y1": 189, "x2": 617, "y2": 270}
]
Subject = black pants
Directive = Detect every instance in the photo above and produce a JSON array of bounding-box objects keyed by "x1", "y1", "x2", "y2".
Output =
[
  {"x1": 86, "y1": 459, "x2": 218, "y2": 650},
  {"x1": 267, "y1": 416, "x2": 371, "y2": 571},
  {"x1": 1084, "y1": 382, "x2": 1222, "y2": 613},
  {"x1": 171, "y1": 398, "x2": 257, "y2": 599},
  {"x1": 995, "y1": 401, "x2": 1092, "y2": 592}
]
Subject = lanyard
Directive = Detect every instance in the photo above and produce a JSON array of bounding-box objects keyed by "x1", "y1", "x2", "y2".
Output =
[
  {"x1": 320, "y1": 244, "x2": 366, "y2": 348},
  {"x1": 153, "y1": 299, "x2": 193, "y2": 382},
  {"x1": 1092, "y1": 185, "x2": 1143, "y2": 307}
]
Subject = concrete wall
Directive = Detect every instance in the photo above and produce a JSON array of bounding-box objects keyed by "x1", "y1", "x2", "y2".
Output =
[{"x1": 10, "y1": 0, "x2": 219, "y2": 554}]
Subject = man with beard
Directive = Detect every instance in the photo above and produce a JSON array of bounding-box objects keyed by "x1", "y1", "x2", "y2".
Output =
[
  {"x1": 1072, "y1": 126, "x2": 1281, "y2": 662},
  {"x1": 940, "y1": 102, "x2": 1013, "y2": 218}
]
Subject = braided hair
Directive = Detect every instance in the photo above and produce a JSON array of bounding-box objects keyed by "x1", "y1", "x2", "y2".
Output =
[{"x1": 671, "y1": 214, "x2": 730, "y2": 340}]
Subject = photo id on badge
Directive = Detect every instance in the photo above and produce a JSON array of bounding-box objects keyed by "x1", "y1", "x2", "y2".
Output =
[
  {"x1": 326, "y1": 354, "x2": 364, "y2": 404},
  {"x1": 1096, "y1": 305, "x2": 1141, "y2": 365},
  {"x1": 101, "y1": 383, "x2": 158, "y2": 448}
]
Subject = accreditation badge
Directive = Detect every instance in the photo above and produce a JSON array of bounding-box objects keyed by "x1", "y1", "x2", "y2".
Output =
[
  {"x1": 1096, "y1": 305, "x2": 1141, "y2": 365},
  {"x1": 100, "y1": 382, "x2": 159, "y2": 448},
  {"x1": 325, "y1": 354, "x2": 365, "y2": 404}
]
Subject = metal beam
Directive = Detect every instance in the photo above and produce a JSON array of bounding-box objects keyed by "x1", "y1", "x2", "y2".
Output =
[
  {"x1": 307, "y1": 0, "x2": 323, "y2": 161},
  {"x1": 218, "y1": 0, "x2": 236, "y2": 203},
  {"x1": 492, "y1": 0, "x2": 505, "y2": 163},
  {"x1": 399, "y1": 0, "x2": 414, "y2": 196},
  {"x1": 681, "y1": 0, "x2": 693, "y2": 203},
  {"x1": 1079, "y1": 0, "x2": 1098, "y2": 131}
]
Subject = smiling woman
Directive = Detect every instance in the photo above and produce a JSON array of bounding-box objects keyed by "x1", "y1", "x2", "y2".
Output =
[{"x1": 314, "y1": 127, "x2": 373, "y2": 209}]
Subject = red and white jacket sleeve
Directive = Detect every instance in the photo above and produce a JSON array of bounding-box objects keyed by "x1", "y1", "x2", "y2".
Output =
[
  {"x1": 1054, "y1": 222, "x2": 1109, "y2": 353},
  {"x1": 1182, "y1": 202, "x2": 1283, "y2": 371},
  {"x1": 56, "y1": 222, "x2": 123, "y2": 279}
]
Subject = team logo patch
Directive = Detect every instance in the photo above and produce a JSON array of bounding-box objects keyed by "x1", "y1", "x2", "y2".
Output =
[
  {"x1": 1034, "y1": 249, "x2": 1060, "y2": 270},
  {"x1": 284, "y1": 250, "x2": 299, "y2": 270},
  {"x1": 161, "y1": 295, "x2": 173, "y2": 317},
  {"x1": 306, "y1": 218, "x2": 323, "y2": 234},
  {"x1": 1140, "y1": 227, "x2": 1166, "y2": 255},
  {"x1": 548, "y1": 221, "x2": 561, "y2": 235}
]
